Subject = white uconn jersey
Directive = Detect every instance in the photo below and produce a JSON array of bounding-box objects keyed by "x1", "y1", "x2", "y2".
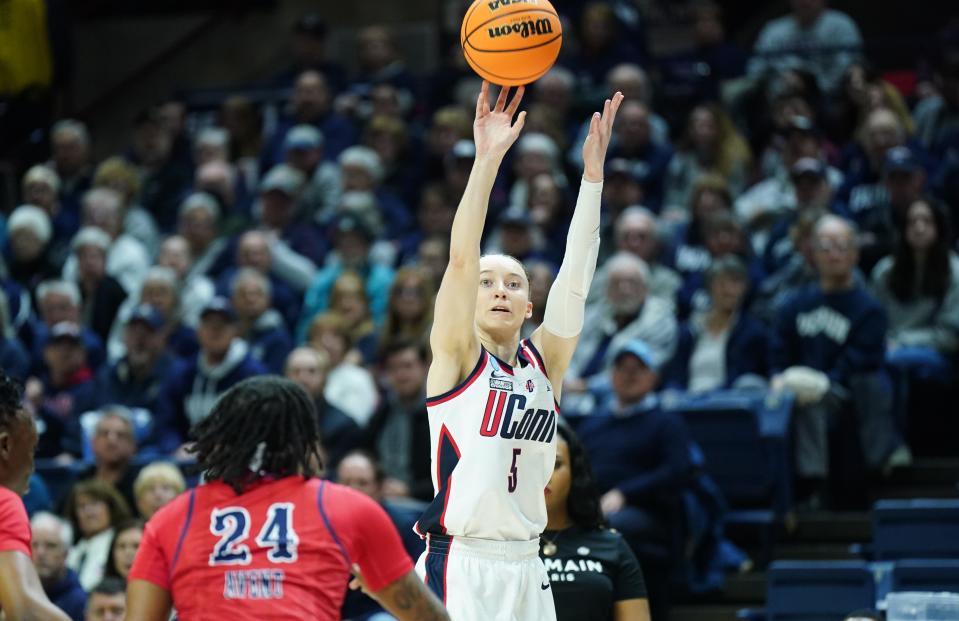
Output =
[{"x1": 415, "y1": 339, "x2": 558, "y2": 542}]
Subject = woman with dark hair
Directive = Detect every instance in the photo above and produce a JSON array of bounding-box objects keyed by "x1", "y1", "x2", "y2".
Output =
[
  {"x1": 666, "y1": 256, "x2": 770, "y2": 393},
  {"x1": 871, "y1": 197, "x2": 959, "y2": 384},
  {"x1": 104, "y1": 518, "x2": 145, "y2": 580},
  {"x1": 124, "y1": 375, "x2": 449, "y2": 621},
  {"x1": 63, "y1": 479, "x2": 132, "y2": 591},
  {"x1": 540, "y1": 420, "x2": 650, "y2": 621}
]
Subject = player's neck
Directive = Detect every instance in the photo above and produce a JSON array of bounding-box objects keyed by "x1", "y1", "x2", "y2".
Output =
[{"x1": 477, "y1": 329, "x2": 521, "y2": 367}]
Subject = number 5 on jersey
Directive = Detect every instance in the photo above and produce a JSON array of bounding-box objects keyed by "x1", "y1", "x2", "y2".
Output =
[
  {"x1": 209, "y1": 503, "x2": 299, "y2": 566},
  {"x1": 508, "y1": 448, "x2": 521, "y2": 492}
]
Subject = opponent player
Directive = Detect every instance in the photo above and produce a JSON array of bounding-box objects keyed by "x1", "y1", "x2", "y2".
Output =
[
  {"x1": 0, "y1": 371, "x2": 71, "y2": 620},
  {"x1": 416, "y1": 82, "x2": 623, "y2": 620},
  {"x1": 125, "y1": 376, "x2": 449, "y2": 621}
]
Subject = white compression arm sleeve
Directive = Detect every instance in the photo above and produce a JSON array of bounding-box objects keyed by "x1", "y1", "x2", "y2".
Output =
[{"x1": 542, "y1": 177, "x2": 602, "y2": 338}]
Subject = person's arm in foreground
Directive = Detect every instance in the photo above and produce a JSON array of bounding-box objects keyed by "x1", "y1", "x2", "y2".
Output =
[{"x1": 0, "y1": 551, "x2": 71, "y2": 621}]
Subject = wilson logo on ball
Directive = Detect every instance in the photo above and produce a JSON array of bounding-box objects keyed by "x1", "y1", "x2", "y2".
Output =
[
  {"x1": 488, "y1": 18, "x2": 554, "y2": 40},
  {"x1": 487, "y1": 0, "x2": 538, "y2": 10}
]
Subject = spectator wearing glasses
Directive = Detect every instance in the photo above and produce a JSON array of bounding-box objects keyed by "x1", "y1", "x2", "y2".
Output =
[{"x1": 771, "y1": 215, "x2": 906, "y2": 509}]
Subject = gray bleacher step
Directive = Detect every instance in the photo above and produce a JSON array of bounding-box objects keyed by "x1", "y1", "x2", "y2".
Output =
[
  {"x1": 670, "y1": 605, "x2": 744, "y2": 621},
  {"x1": 787, "y1": 511, "x2": 871, "y2": 542},
  {"x1": 721, "y1": 572, "x2": 767, "y2": 603}
]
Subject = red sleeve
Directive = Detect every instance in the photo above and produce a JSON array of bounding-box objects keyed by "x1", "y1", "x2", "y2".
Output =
[
  {"x1": 0, "y1": 488, "x2": 31, "y2": 557},
  {"x1": 325, "y1": 484, "x2": 413, "y2": 593},
  {"x1": 127, "y1": 511, "x2": 172, "y2": 590}
]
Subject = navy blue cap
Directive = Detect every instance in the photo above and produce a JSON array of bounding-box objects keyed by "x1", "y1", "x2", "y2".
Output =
[
  {"x1": 884, "y1": 146, "x2": 922, "y2": 174},
  {"x1": 613, "y1": 339, "x2": 657, "y2": 370},
  {"x1": 127, "y1": 304, "x2": 164, "y2": 330},
  {"x1": 200, "y1": 296, "x2": 237, "y2": 322}
]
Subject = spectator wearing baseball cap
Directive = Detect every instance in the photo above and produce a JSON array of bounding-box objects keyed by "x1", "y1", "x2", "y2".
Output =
[
  {"x1": 255, "y1": 163, "x2": 328, "y2": 265},
  {"x1": 156, "y1": 297, "x2": 267, "y2": 454},
  {"x1": 283, "y1": 124, "x2": 341, "y2": 223},
  {"x1": 296, "y1": 212, "x2": 396, "y2": 342},
  {"x1": 567, "y1": 338, "x2": 693, "y2": 615},
  {"x1": 30, "y1": 322, "x2": 99, "y2": 460},
  {"x1": 94, "y1": 305, "x2": 186, "y2": 446}
]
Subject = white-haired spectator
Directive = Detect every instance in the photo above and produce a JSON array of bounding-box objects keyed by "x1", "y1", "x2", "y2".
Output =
[
  {"x1": 31, "y1": 511, "x2": 86, "y2": 619},
  {"x1": 6, "y1": 205, "x2": 59, "y2": 289},
  {"x1": 256, "y1": 163, "x2": 328, "y2": 269},
  {"x1": 510, "y1": 132, "x2": 566, "y2": 213},
  {"x1": 155, "y1": 235, "x2": 215, "y2": 326},
  {"x1": 60, "y1": 188, "x2": 150, "y2": 295},
  {"x1": 21, "y1": 164, "x2": 74, "y2": 257},
  {"x1": 69, "y1": 226, "x2": 128, "y2": 343},
  {"x1": 78, "y1": 407, "x2": 140, "y2": 510},
  {"x1": 194, "y1": 126, "x2": 231, "y2": 165},
  {"x1": 176, "y1": 192, "x2": 227, "y2": 278},
  {"x1": 337, "y1": 144, "x2": 412, "y2": 237},
  {"x1": 567, "y1": 252, "x2": 678, "y2": 390},
  {"x1": 590, "y1": 207, "x2": 682, "y2": 306}
]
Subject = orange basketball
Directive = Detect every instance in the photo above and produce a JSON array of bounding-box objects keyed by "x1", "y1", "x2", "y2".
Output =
[{"x1": 460, "y1": 0, "x2": 563, "y2": 87}]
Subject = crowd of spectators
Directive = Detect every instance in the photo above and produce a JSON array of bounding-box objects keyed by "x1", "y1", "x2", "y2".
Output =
[{"x1": 2, "y1": 0, "x2": 959, "y2": 617}]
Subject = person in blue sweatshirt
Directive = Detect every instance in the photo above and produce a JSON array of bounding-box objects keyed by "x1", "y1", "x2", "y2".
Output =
[
  {"x1": 155, "y1": 297, "x2": 267, "y2": 454},
  {"x1": 569, "y1": 339, "x2": 692, "y2": 562},
  {"x1": 230, "y1": 268, "x2": 293, "y2": 374},
  {"x1": 771, "y1": 214, "x2": 908, "y2": 508}
]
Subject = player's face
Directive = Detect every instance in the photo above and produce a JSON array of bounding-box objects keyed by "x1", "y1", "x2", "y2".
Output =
[
  {"x1": 545, "y1": 439, "x2": 571, "y2": 517},
  {"x1": 1, "y1": 410, "x2": 38, "y2": 495},
  {"x1": 476, "y1": 255, "x2": 532, "y2": 335},
  {"x1": 112, "y1": 526, "x2": 143, "y2": 579},
  {"x1": 85, "y1": 592, "x2": 126, "y2": 621}
]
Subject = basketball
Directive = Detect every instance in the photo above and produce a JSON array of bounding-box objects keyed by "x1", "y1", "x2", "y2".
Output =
[{"x1": 460, "y1": 0, "x2": 563, "y2": 87}]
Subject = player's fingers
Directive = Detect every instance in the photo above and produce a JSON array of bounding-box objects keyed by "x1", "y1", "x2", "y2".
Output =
[
  {"x1": 494, "y1": 84, "x2": 510, "y2": 112},
  {"x1": 476, "y1": 85, "x2": 486, "y2": 118},
  {"x1": 506, "y1": 85, "x2": 525, "y2": 117},
  {"x1": 588, "y1": 111, "x2": 600, "y2": 136},
  {"x1": 511, "y1": 110, "x2": 527, "y2": 138}
]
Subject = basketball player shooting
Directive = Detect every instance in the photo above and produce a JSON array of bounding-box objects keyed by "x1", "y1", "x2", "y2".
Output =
[{"x1": 414, "y1": 81, "x2": 623, "y2": 620}]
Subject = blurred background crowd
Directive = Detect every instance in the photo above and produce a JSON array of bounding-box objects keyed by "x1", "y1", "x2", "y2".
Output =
[{"x1": 1, "y1": 0, "x2": 958, "y2": 619}]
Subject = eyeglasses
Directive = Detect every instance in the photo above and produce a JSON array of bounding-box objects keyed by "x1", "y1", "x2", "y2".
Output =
[{"x1": 814, "y1": 238, "x2": 855, "y2": 253}]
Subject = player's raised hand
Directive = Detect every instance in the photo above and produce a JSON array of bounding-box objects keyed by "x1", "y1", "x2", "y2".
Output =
[
  {"x1": 582, "y1": 91, "x2": 625, "y2": 183},
  {"x1": 473, "y1": 81, "x2": 526, "y2": 161}
]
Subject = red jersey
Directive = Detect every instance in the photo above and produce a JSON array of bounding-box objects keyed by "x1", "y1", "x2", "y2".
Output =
[
  {"x1": 129, "y1": 477, "x2": 412, "y2": 620},
  {"x1": 0, "y1": 486, "x2": 31, "y2": 558}
]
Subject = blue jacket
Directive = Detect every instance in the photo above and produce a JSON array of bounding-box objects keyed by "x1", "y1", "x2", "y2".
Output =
[
  {"x1": 0, "y1": 336, "x2": 29, "y2": 381},
  {"x1": 570, "y1": 394, "x2": 692, "y2": 514},
  {"x1": 95, "y1": 352, "x2": 187, "y2": 451},
  {"x1": 245, "y1": 310, "x2": 293, "y2": 375},
  {"x1": 297, "y1": 260, "x2": 395, "y2": 342},
  {"x1": 156, "y1": 339, "x2": 268, "y2": 452},
  {"x1": 665, "y1": 313, "x2": 770, "y2": 391},
  {"x1": 45, "y1": 569, "x2": 86, "y2": 621},
  {"x1": 771, "y1": 283, "x2": 887, "y2": 386}
]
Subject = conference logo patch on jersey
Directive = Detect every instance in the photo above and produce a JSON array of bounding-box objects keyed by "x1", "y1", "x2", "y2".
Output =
[{"x1": 490, "y1": 377, "x2": 514, "y2": 391}]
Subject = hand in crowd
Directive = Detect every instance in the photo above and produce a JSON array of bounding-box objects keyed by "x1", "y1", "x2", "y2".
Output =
[{"x1": 600, "y1": 488, "x2": 626, "y2": 515}]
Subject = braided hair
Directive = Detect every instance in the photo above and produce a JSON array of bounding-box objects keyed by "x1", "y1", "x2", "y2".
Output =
[
  {"x1": 0, "y1": 370, "x2": 23, "y2": 432},
  {"x1": 190, "y1": 376, "x2": 324, "y2": 494}
]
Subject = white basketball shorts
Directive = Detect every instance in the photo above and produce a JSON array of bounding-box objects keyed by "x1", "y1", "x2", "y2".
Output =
[{"x1": 414, "y1": 533, "x2": 556, "y2": 621}]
